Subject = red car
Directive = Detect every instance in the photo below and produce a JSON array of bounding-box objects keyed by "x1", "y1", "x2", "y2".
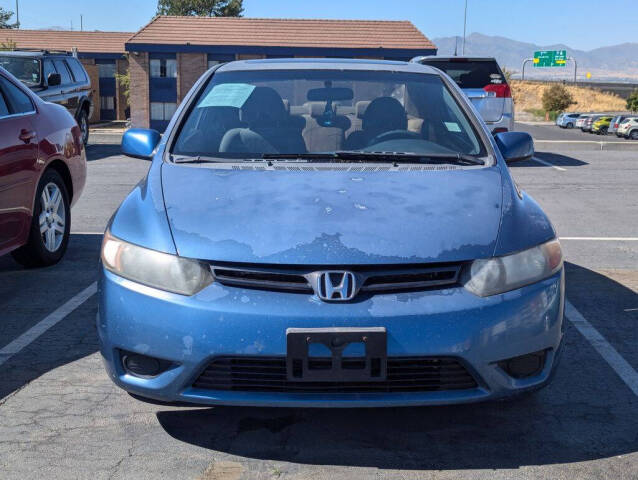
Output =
[{"x1": 0, "y1": 67, "x2": 86, "y2": 267}]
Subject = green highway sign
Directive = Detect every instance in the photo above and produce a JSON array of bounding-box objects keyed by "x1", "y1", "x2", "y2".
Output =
[{"x1": 533, "y1": 50, "x2": 567, "y2": 67}]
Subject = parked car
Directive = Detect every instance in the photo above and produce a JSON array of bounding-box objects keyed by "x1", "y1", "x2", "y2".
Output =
[
  {"x1": 582, "y1": 114, "x2": 604, "y2": 133},
  {"x1": 617, "y1": 117, "x2": 638, "y2": 139},
  {"x1": 592, "y1": 116, "x2": 613, "y2": 135},
  {"x1": 0, "y1": 66, "x2": 86, "y2": 266},
  {"x1": 410, "y1": 56, "x2": 514, "y2": 133},
  {"x1": 557, "y1": 112, "x2": 580, "y2": 128},
  {"x1": 610, "y1": 115, "x2": 637, "y2": 136},
  {"x1": 575, "y1": 114, "x2": 591, "y2": 129},
  {"x1": 99, "y1": 59, "x2": 564, "y2": 407},
  {"x1": 0, "y1": 50, "x2": 93, "y2": 145}
]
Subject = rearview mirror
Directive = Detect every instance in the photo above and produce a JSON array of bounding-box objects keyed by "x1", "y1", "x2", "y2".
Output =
[
  {"x1": 494, "y1": 131, "x2": 534, "y2": 163},
  {"x1": 121, "y1": 128, "x2": 161, "y2": 160},
  {"x1": 47, "y1": 72, "x2": 61, "y2": 87}
]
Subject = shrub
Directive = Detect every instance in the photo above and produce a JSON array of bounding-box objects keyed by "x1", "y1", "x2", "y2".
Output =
[
  {"x1": 542, "y1": 84, "x2": 575, "y2": 113},
  {"x1": 627, "y1": 90, "x2": 638, "y2": 113}
]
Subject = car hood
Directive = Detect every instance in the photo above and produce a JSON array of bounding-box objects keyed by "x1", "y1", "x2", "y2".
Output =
[{"x1": 161, "y1": 163, "x2": 504, "y2": 265}]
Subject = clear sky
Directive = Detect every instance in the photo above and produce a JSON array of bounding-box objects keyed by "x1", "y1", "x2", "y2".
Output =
[{"x1": 0, "y1": 0, "x2": 635, "y2": 51}]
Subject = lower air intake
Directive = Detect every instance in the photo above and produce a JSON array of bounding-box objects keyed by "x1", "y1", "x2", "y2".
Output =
[{"x1": 193, "y1": 356, "x2": 478, "y2": 393}]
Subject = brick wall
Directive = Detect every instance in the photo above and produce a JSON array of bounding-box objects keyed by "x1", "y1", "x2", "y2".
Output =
[
  {"x1": 115, "y1": 57, "x2": 129, "y2": 121},
  {"x1": 177, "y1": 53, "x2": 207, "y2": 103},
  {"x1": 80, "y1": 58, "x2": 100, "y2": 123},
  {"x1": 129, "y1": 52, "x2": 149, "y2": 128}
]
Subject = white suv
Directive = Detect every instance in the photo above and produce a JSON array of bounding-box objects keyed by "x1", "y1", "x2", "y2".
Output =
[
  {"x1": 617, "y1": 117, "x2": 638, "y2": 139},
  {"x1": 411, "y1": 56, "x2": 514, "y2": 133}
]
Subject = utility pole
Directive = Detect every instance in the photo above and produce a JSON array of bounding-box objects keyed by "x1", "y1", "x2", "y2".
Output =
[
  {"x1": 80, "y1": 15, "x2": 83, "y2": 31},
  {"x1": 462, "y1": 0, "x2": 468, "y2": 55},
  {"x1": 14, "y1": 0, "x2": 20, "y2": 28}
]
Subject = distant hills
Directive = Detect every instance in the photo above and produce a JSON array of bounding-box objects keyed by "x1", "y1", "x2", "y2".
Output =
[{"x1": 432, "y1": 33, "x2": 638, "y2": 82}]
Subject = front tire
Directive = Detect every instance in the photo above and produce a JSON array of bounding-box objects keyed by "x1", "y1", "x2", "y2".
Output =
[
  {"x1": 11, "y1": 169, "x2": 71, "y2": 268},
  {"x1": 630, "y1": 130, "x2": 638, "y2": 140},
  {"x1": 77, "y1": 109, "x2": 89, "y2": 145}
]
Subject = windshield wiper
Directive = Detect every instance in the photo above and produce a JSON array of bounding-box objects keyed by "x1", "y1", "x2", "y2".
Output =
[
  {"x1": 262, "y1": 151, "x2": 485, "y2": 165},
  {"x1": 171, "y1": 155, "x2": 224, "y2": 164}
]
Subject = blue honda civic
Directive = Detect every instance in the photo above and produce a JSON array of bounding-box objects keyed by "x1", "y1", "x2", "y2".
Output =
[{"x1": 98, "y1": 59, "x2": 564, "y2": 407}]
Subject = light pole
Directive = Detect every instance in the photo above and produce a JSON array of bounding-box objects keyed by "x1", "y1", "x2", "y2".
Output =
[
  {"x1": 462, "y1": 0, "x2": 468, "y2": 55},
  {"x1": 14, "y1": 0, "x2": 20, "y2": 28}
]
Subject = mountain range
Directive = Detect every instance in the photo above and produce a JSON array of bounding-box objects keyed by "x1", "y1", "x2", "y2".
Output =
[{"x1": 432, "y1": 33, "x2": 638, "y2": 82}]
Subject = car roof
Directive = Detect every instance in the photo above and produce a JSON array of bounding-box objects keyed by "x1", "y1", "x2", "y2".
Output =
[
  {"x1": 216, "y1": 58, "x2": 440, "y2": 75},
  {"x1": 415, "y1": 56, "x2": 498, "y2": 62},
  {"x1": 0, "y1": 50, "x2": 71, "y2": 58}
]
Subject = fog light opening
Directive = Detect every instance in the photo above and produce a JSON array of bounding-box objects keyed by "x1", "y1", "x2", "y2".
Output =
[
  {"x1": 121, "y1": 351, "x2": 172, "y2": 378},
  {"x1": 498, "y1": 349, "x2": 547, "y2": 379}
]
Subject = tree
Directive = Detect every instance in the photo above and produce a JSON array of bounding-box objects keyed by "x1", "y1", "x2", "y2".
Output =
[
  {"x1": 626, "y1": 90, "x2": 638, "y2": 113},
  {"x1": 0, "y1": 38, "x2": 17, "y2": 51},
  {"x1": 0, "y1": 7, "x2": 16, "y2": 29},
  {"x1": 156, "y1": 0, "x2": 243, "y2": 17},
  {"x1": 542, "y1": 84, "x2": 575, "y2": 113},
  {"x1": 115, "y1": 70, "x2": 130, "y2": 107}
]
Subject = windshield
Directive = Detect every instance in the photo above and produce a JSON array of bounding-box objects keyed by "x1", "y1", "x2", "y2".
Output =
[
  {"x1": 0, "y1": 56, "x2": 41, "y2": 86},
  {"x1": 172, "y1": 69, "x2": 486, "y2": 160}
]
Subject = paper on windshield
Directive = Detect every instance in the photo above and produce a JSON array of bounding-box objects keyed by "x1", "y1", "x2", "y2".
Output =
[{"x1": 197, "y1": 83, "x2": 256, "y2": 108}]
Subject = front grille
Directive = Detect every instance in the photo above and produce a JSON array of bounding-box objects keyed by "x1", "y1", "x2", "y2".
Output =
[
  {"x1": 210, "y1": 263, "x2": 462, "y2": 295},
  {"x1": 192, "y1": 356, "x2": 478, "y2": 393}
]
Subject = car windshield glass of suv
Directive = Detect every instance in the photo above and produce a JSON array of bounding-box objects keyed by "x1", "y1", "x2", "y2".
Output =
[
  {"x1": 0, "y1": 56, "x2": 41, "y2": 86},
  {"x1": 420, "y1": 59, "x2": 504, "y2": 90},
  {"x1": 173, "y1": 69, "x2": 486, "y2": 160}
]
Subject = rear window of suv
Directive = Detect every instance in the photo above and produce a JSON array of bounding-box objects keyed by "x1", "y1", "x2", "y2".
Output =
[
  {"x1": 67, "y1": 58, "x2": 87, "y2": 82},
  {"x1": 419, "y1": 59, "x2": 505, "y2": 89}
]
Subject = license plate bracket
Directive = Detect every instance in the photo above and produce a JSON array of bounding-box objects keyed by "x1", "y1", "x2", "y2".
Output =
[{"x1": 286, "y1": 327, "x2": 387, "y2": 382}]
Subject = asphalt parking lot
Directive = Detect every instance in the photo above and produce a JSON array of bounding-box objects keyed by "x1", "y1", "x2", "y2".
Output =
[{"x1": 1, "y1": 124, "x2": 637, "y2": 479}]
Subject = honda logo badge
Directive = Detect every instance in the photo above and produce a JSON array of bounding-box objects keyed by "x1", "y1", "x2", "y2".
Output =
[{"x1": 315, "y1": 271, "x2": 357, "y2": 301}]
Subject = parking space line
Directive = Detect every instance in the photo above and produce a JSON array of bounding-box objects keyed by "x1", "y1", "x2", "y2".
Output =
[
  {"x1": 566, "y1": 300, "x2": 638, "y2": 397},
  {"x1": 559, "y1": 237, "x2": 638, "y2": 241},
  {"x1": 531, "y1": 156, "x2": 567, "y2": 171},
  {"x1": 0, "y1": 282, "x2": 97, "y2": 368}
]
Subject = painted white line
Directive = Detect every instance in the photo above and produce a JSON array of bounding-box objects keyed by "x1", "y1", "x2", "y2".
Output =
[
  {"x1": 532, "y1": 156, "x2": 567, "y2": 171},
  {"x1": 0, "y1": 282, "x2": 97, "y2": 367},
  {"x1": 566, "y1": 300, "x2": 638, "y2": 397},
  {"x1": 559, "y1": 237, "x2": 638, "y2": 241}
]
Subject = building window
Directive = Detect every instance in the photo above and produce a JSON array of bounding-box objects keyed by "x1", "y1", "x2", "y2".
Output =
[
  {"x1": 98, "y1": 62, "x2": 117, "y2": 78},
  {"x1": 207, "y1": 60, "x2": 221, "y2": 70},
  {"x1": 100, "y1": 96, "x2": 115, "y2": 110},
  {"x1": 150, "y1": 102, "x2": 177, "y2": 121},
  {"x1": 150, "y1": 59, "x2": 177, "y2": 78}
]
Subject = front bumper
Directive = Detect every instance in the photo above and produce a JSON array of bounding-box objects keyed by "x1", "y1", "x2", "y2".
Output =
[{"x1": 98, "y1": 267, "x2": 565, "y2": 407}]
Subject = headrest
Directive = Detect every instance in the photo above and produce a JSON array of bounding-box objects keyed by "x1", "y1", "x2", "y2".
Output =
[
  {"x1": 355, "y1": 101, "x2": 371, "y2": 119},
  {"x1": 240, "y1": 86, "x2": 288, "y2": 126},
  {"x1": 362, "y1": 97, "x2": 407, "y2": 133},
  {"x1": 304, "y1": 101, "x2": 326, "y2": 118}
]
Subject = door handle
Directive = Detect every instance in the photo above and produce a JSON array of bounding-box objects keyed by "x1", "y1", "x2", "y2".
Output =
[{"x1": 19, "y1": 129, "x2": 36, "y2": 143}]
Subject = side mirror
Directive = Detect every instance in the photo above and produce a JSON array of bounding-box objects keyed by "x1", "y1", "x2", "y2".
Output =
[
  {"x1": 494, "y1": 131, "x2": 534, "y2": 163},
  {"x1": 47, "y1": 72, "x2": 61, "y2": 87},
  {"x1": 121, "y1": 128, "x2": 161, "y2": 160}
]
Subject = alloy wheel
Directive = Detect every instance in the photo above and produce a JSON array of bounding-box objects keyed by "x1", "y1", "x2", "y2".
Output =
[{"x1": 39, "y1": 182, "x2": 66, "y2": 252}]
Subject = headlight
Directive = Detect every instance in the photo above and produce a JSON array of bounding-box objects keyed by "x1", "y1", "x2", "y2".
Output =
[
  {"x1": 463, "y1": 239, "x2": 563, "y2": 297},
  {"x1": 101, "y1": 230, "x2": 213, "y2": 295}
]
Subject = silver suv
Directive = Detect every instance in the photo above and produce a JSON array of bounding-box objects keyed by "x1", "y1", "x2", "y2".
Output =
[{"x1": 410, "y1": 56, "x2": 514, "y2": 133}]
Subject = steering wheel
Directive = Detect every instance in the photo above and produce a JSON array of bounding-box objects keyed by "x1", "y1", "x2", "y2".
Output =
[{"x1": 367, "y1": 129, "x2": 421, "y2": 147}]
